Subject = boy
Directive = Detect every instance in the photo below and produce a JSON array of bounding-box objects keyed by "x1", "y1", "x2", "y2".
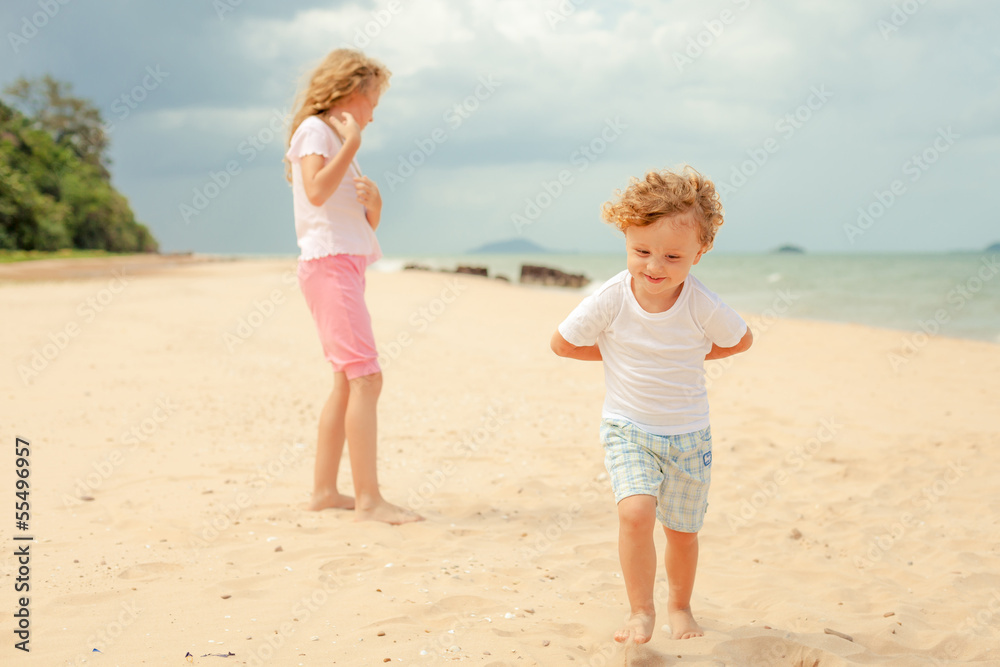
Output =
[{"x1": 551, "y1": 167, "x2": 752, "y2": 643}]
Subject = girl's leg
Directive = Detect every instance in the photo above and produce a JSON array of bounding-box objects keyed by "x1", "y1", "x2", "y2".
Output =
[
  {"x1": 345, "y1": 371, "x2": 422, "y2": 524},
  {"x1": 309, "y1": 371, "x2": 354, "y2": 510},
  {"x1": 615, "y1": 494, "x2": 658, "y2": 644}
]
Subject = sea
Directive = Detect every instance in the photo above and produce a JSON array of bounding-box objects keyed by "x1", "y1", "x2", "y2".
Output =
[{"x1": 370, "y1": 253, "x2": 1000, "y2": 344}]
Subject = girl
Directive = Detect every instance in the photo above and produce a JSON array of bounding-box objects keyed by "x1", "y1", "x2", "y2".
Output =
[{"x1": 285, "y1": 48, "x2": 421, "y2": 525}]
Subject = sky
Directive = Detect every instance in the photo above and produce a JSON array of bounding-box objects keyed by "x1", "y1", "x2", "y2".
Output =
[{"x1": 2, "y1": 0, "x2": 998, "y2": 255}]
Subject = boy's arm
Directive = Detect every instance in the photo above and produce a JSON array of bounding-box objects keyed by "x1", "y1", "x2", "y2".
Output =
[
  {"x1": 551, "y1": 330, "x2": 603, "y2": 361},
  {"x1": 705, "y1": 327, "x2": 753, "y2": 360}
]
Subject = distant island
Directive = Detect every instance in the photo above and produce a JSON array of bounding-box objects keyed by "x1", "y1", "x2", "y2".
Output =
[
  {"x1": 774, "y1": 244, "x2": 805, "y2": 254},
  {"x1": 468, "y1": 238, "x2": 551, "y2": 254},
  {"x1": 986, "y1": 242, "x2": 1000, "y2": 253}
]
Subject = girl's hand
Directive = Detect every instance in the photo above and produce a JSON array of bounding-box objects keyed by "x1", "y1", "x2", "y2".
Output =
[
  {"x1": 327, "y1": 110, "x2": 361, "y2": 146},
  {"x1": 354, "y1": 175, "x2": 381, "y2": 212},
  {"x1": 355, "y1": 175, "x2": 382, "y2": 229}
]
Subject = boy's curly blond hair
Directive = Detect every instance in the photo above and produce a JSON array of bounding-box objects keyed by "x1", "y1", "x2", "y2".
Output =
[{"x1": 601, "y1": 166, "x2": 724, "y2": 250}]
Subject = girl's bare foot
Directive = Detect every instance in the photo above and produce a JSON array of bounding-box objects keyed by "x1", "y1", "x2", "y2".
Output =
[
  {"x1": 356, "y1": 499, "x2": 423, "y2": 525},
  {"x1": 308, "y1": 491, "x2": 355, "y2": 511},
  {"x1": 614, "y1": 610, "x2": 655, "y2": 644},
  {"x1": 667, "y1": 607, "x2": 703, "y2": 639}
]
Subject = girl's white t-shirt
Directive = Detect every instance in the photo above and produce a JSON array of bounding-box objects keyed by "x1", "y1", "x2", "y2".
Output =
[
  {"x1": 558, "y1": 270, "x2": 747, "y2": 436},
  {"x1": 285, "y1": 115, "x2": 381, "y2": 264}
]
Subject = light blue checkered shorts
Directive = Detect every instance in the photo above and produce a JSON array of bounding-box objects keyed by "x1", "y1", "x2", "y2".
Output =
[{"x1": 601, "y1": 419, "x2": 713, "y2": 533}]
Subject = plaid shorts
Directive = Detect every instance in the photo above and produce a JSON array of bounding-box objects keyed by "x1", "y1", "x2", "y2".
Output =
[{"x1": 601, "y1": 419, "x2": 713, "y2": 533}]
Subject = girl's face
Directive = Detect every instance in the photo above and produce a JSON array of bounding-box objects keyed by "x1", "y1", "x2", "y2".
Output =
[{"x1": 334, "y1": 86, "x2": 380, "y2": 130}]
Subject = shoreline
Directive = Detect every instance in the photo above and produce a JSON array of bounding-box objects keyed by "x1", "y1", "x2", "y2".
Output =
[
  {"x1": 4, "y1": 254, "x2": 995, "y2": 348},
  {"x1": 0, "y1": 252, "x2": 236, "y2": 283}
]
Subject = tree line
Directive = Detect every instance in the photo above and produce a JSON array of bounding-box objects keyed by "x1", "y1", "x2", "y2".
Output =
[{"x1": 0, "y1": 75, "x2": 158, "y2": 252}]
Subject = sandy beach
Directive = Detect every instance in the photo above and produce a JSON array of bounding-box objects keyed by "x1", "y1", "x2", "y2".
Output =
[{"x1": 3, "y1": 257, "x2": 999, "y2": 666}]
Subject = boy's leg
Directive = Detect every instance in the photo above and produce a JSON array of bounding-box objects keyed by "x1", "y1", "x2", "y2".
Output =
[
  {"x1": 345, "y1": 371, "x2": 423, "y2": 524},
  {"x1": 663, "y1": 526, "x2": 703, "y2": 639},
  {"x1": 615, "y1": 494, "x2": 658, "y2": 644},
  {"x1": 310, "y1": 371, "x2": 354, "y2": 510}
]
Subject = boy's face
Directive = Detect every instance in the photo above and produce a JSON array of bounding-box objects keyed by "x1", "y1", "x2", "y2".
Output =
[{"x1": 624, "y1": 213, "x2": 707, "y2": 306}]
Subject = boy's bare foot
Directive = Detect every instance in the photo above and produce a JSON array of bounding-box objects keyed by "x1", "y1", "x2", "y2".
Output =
[
  {"x1": 356, "y1": 499, "x2": 424, "y2": 525},
  {"x1": 667, "y1": 607, "x2": 703, "y2": 639},
  {"x1": 614, "y1": 610, "x2": 655, "y2": 644},
  {"x1": 308, "y1": 491, "x2": 355, "y2": 511}
]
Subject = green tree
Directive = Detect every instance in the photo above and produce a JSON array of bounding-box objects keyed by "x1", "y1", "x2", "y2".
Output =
[
  {"x1": 4, "y1": 75, "x2": 110, "y2": 176},
  {"x1": 0, "y1": 88, "x2": 158, "y2": 253}
]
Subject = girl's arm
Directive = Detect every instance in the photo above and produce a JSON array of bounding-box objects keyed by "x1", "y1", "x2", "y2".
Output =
[
  {"x1": 300, "y1": 112, "x2": 361, "y2": 207},
  {"x1": 551, "y1": 330, "x2": 603, "y2": 361},
  {"x1": 705, "y1": 327, "x2": 753, "y2": 360}
]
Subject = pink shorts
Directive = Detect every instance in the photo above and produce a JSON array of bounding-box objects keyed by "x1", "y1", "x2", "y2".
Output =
[{"x1": 297, "y1": 254, "x2": 381, "y2": 380}]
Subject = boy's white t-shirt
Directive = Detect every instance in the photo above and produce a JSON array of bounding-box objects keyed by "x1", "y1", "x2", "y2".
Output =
[
  {"x1": 558, "y1": 270, "x2": 747, "y2": 436},
  {"x1": 285, "y1": 115, "x2": 381, "y2": 264}
]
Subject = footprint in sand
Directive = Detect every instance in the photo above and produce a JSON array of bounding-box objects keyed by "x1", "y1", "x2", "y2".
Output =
[
  {"x1": 118, "y1": 562, "x2": 183, "y2": 580},
  {"x1": 712, "y1": 636, "x2": 842, "y2": 666},
  {"x1": 319, "y1": 556, "x2": 369, "y2": 575},
  {"x1": 621, "y1": 642, "x2": 671, "y2": 667}
]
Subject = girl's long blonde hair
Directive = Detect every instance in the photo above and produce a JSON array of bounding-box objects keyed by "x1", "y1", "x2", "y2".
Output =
[{"x1": 285, "y1": 48, "x2": 391, "y2": 181}]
